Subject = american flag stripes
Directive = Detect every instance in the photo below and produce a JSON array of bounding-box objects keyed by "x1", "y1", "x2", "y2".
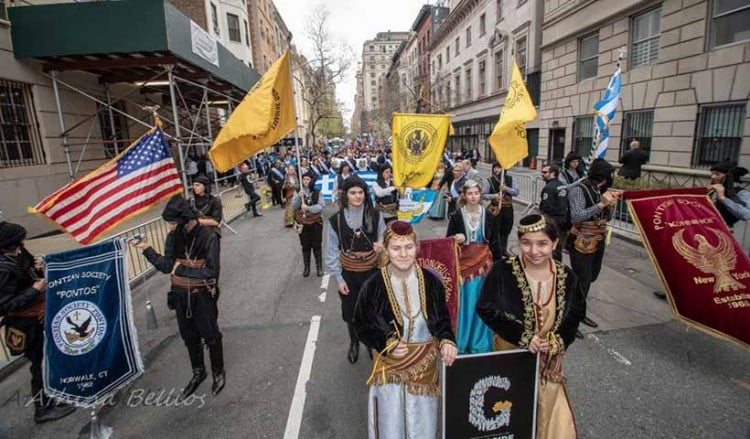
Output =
[{"x1": 33, "y1": 127, "x2": 183, "y2": 244}]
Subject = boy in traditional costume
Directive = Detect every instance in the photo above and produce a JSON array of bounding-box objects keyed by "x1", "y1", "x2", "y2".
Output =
[
  {"x1": 292, "y1": 171, "x2": 325, "y2": 277},
  {"x1": 354, "y1": 221, "x2": 457, "y2": 439}
]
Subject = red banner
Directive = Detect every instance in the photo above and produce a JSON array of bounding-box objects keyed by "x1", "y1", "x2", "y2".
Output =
[
  {"x1": 418, "y1": 237, "x2": 461, "y2": 331},
  {"x1": 625, "y1": 188, "x2": 750, "y2": 348}
]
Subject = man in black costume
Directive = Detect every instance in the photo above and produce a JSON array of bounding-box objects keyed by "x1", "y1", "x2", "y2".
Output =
[
  {"x1": 238, "y1": 162, "x2": 263, "y2": 217},
  {"x1": 0, "y1": 222, "x2": 76, "y2": 423},
  {"x1": 131, "y1": 195, "x2": 225, "y2": 397},
  {"x1": 539, "y1": 164, "x2": 570, "y2": 261},
  {"x1": 191, "y1": 175, "x2": 223, "y2": 235},
  {"x1": 482, "y1": 162, "x2": 518, "y2": 257}
]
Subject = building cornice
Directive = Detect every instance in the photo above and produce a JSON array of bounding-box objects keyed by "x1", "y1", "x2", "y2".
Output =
[{"x1": 429, "y1": 0, "x2": 483, "y2": 51}]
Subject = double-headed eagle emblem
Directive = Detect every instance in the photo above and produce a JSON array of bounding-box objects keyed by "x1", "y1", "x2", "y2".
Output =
[
  {"x1": 406, "y1": 129, "x2": 429, "y2": 157},
  {"x1": 672, "y1": 228, "x2": 744, "y2": 293}
]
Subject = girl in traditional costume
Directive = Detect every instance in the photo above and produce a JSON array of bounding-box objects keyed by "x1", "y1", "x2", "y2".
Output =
[
  {"x1": 477, "y1": 214, "x2": 584, "y2": 439},
  {"x1": 283, "y1": 165, "x2": 300, "y2": 227},
  {"x1": 372, "y1": 164, "x2": 400, "y2": 225},
  {"x1": 446, "y1": 179, "x2": 501, "y2": 354},
  {"x1": 354, "y1": 221, "x2": 458, "y2": 439},
  {"x1": 427, "y1": 162, "x2": 448, "y2": 220},
  {"x1": 292, "y1": 171, "x2": 325, "y2": 277},
  {"x1": 333, "y1": 161, "x2": 353, "y2": 207},
  {"x1": 325, "y1": 175, "x2": 385, "y2": 363}
]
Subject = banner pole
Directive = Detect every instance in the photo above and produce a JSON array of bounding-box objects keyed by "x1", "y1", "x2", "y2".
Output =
[{"x1": 88, "y1": 403, "x2": 113, "y2": 439}]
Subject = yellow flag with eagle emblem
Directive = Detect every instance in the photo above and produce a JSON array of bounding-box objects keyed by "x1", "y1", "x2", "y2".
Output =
[
  {"x1": 391, "y1": 113, "x2": 452, "y2": 188},
  {"x1": 209, "y1": 50, "x2": 296, "y2": 172},
  {"x1": 488, "y1": 60, "x2": 537, "y2": 169}
]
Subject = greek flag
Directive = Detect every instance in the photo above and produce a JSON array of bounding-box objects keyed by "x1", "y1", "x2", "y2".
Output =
[
  {"x1": 591, "y1": 65, "x2": 622, "y2": 159},
  {"x1": 315, "y1": 171, "x2": 378, "y2": 202}
]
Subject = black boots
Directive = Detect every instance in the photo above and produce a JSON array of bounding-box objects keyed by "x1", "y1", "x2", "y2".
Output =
[
  {"x1": 303, "y1": 249, "x2": 311, "y2": 277},
  {"x1": 212, "y1": 371, "x2": 226, "y2": 396},
  {"x1": 313, "y1": 248, "x2": 324, "y2": 277},
  {"x1": 33, "y1": 396, "x2": 75, "y2": 424},
  {"x1": 207, "y1": 339, "x2": 225, "y2": 397},
  {"x1": 182, "y1": 368, "x2": 207, "y2": 399},
  {"x1": 346, "y1": 323, "x2": 359, "y2": 364}
]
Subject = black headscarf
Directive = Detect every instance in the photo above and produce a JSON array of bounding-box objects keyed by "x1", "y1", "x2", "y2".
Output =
[
  {"x1": 162, "y1": 195, "x2": 199, "y2": 225},
  {"x1": 588, "y1": 158, "x2": 615, "y2": 192}
]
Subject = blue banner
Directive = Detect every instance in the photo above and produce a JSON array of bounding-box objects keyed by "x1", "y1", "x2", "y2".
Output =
[
  {"x1": 43, "y1": 239, "x2": 143, "y2": 407},
  {"x1": 398, "y1": 188, "x2": 436, "y2": 224}
]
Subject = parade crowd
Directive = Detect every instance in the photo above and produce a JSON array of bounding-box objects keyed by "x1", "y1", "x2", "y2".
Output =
[{"x1": 3, "y1": 137, "x2": 749, "y2": 439}]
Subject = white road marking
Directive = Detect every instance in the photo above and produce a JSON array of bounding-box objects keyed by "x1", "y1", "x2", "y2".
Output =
[
  {"x1": 283, "y1": 315, "x2": 321, "y2": 439},
  {"x1": 320, "y1": 273, "x2": 330, "y2": 290},
  {"x1": 318, "y1": 291, "x2": 327, "y2": 303},
  {"x1": 588, "y1": 334, "x2": 632, "y2": 366}
]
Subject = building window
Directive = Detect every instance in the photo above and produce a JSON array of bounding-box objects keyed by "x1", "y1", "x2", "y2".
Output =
[
  {"x1": 97, "y1": 101, "x2": 129, "y2": 158},
  {"x1": 693, "y1": 103, "x2": 746, "y2": 166},
  {"x1": 494, "y1": 49, "x2": 504, "y2": 90},
  {"x1": 466, "y1": 27, "x2": 472, "y2": 47},
  {"x1": 226, "y1": 13, "x2": 241, "y2": 42},
  {"x1": 631, "y1": 8, "x2": 661, "y2": 67},
  {"x1": 496, "y1": 0, "x2": 503, "y2": 21},
  {"x1": 478, "y1": 59, "x2": 487, "y2": 96},
  {"x1": 516, "y1": 37, "x2": 527, "y2": 78},
  {"x1": 455, "y1": 37, "x2": 460, "y2": 55},
  {"x1": 479, "y1": 14, "x2": 486, "y2": 35},
  {"x1": 438, "y1": 54, "x2": 442, "y2": 70},
  {"x1": 0, "y1": 80, "x2": 45, "y2": 168},
  {"x1": 465, "y1": 66, "x2": 473, "y2": 101},
  {"x1": 578, "y1": 33, "x2": 599, "y2": 81},
  {"x1": 244, "y1": 19, "x2": 250, "y2": 47},
  {"x1": 446, "y1": 82, "x2": 452, "y2": 107},
  {"x1": 210, "y1": 3, "x2": 219, "y2": 36},
  {"x1": 573, "y1": 115, "x2": 594, "y2": 157},
  {"x1": 370, "y1": 45, "x2": 375, "y2": 51},
  {"x1": 620, "y1": 110, "x2": 653, "y2": 159},
  {"x1": 370, "y1": 72, "x2": 376, "y2": 78},
  {"x1": 0, "y1": 2, "x2": 7, "y2": 21},
  {"x1": 709, "y1": 1, "x2": 750, "y2": 48},
  {"x1": 446, "y1": 46, "x2": 450, "y2": 63},
  {"x1": 371, "y1": 80, "x2": 376, "y2": 86},
  {"x1": 454, "y1": 74, "x2": 461, "y2": 105}
]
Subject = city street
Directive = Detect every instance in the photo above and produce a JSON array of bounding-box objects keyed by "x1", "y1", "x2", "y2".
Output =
[{"x1": 0, "y1": 205, "x2": 748, "y2": 439}]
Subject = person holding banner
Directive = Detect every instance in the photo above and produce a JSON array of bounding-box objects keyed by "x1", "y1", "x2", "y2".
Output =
[
  {"x1": 446, "y1": 179, "x2": 501, "y2": 354},
  {"x1": 567, "y1": 158, "x2": 619, "y2": 331},
  {"x1": 709, "y1": 161, "x2": 750, "y2": 227},
  {"x1": 325, "y1": 175, "x2": 386, "y2": 364},
  {"x1": 0, "y1": 222, "x2": 77, "y2": 423},
  {"x1": 477, "y1": 214, "x2": 584, "y2": 439},
  {"x1": 354, "y1": 220, "x2": 457, "y2": 439},
  {"x1": 372, "y1": 164, "x2": 400, "y2": 225},
  {"x1": 132, "y1": 195, "x2": 226, "y2": 397},
  {"x1": 292, "y1": 172, "x2": 325, "y2": 277}
]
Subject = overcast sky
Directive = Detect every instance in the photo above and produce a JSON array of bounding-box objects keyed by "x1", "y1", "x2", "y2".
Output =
[{"x1": 274, "y1": 0, "x2": 430, "y2": 129}]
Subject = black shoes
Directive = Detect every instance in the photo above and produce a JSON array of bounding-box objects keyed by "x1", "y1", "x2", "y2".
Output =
[
  {"x1": 575, "y1": 330, "x2": 584, "y2": 339},
  {"x1": 212, "y1": 371, "x2": 226, "y2": 396},
  {"x1": 581, "y1": 317, "x2": 599, "y2": 328},
  {"x1": 182, "y1": 368, "x2": 207, "y2": 399},
  {"x1": 347, "y1": 341, "x2": 359, "y2": 364},
  {"x1": 314, "y1": 248, "x2": 324, "y2": 277},
  {"x1": 34, "y1": 403, "x2": 76, "y2": 424},
  {"x1": 653, "y1": 291, "x2": 667, "y2": 301},
  {"x1": 303, "y1": 251, "x2": 311, "y2": 277}
]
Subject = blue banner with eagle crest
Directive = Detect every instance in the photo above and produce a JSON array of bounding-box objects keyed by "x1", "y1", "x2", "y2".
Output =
[{"x1": 43, "y1": 238, "x2": 143, "y2": 407}]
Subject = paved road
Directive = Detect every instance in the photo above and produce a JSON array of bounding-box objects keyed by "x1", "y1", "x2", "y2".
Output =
[{"x1": 0, "y1": 205, "x2": 748, "y2": 439}]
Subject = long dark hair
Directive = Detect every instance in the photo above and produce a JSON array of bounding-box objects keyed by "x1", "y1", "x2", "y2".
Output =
[
  {"x1": 340, "y1": 178, "x2": 379, "y2": 234},
  {"x1": 376, "y1": 164, "x2": 392, "y2": 188}
]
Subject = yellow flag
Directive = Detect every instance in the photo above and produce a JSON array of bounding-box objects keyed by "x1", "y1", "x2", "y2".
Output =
[
  {"x1": 392, "y1": 113, "x2": 452, "y2": 188},
  {"x1": 488, "y1": 60, "x2": 537, "y2": 169},
  {"x1": 209, "y1": 50, "x2": 296, "y2": 172}
]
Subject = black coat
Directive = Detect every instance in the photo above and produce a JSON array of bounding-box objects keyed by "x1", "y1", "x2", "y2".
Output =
[
  {"x1": 0, "y1": 248, "x2": 43, "y2": 316},
  {"x1": 476, "y1": 256, "x2": 584, "y2": 350},
  {"x1": 618, "y1": 148, "x2": 648, "y2": 180},
  {"x1": 446, "y1": 208, "x2": 502, "y2": 261},
  {"x1": 353, "y1": 266, "x2": 455, "y2": 354},
  {"x1": 143, "y1": 224, "x2": 220, "y2": 290},
  {"x1": 539, "y1": 179, "x2": 570, "y2": 231}
]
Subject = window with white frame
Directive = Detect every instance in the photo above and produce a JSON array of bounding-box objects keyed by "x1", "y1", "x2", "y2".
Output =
[
  {"x1": 480, "y1": 14, "x2": 486, "y2": 35},
  {"x1": 631, "y1": 8, "x2": 661, "y2": 67},
  {"x1": 446, "y1": 81, "x2": 452, "y2": 107},
  {"x1": 466, "y1": 27, "x2": 472, "y2": 47},
  {"x1": 709, "y1": 0, "x2": 750, "y2": 48},
  {"x1": 515, "y1": 37, "x2": 527, "y2": 78},
  {"x1": 478, "y1": 59, "x2": 487, "y2": 96},
  {"x1": 578, "y1": 33, "x2": 599, "y2": 81},
  {"x1": 465, "y1": 65, "x2": 473, "y2": 101},
  {"x1": 226, "y1": 13, "x2": 241, "y2": 42},
  {"x1": 0, "y1": 80, "x2": 45, "y2": 168},
  {"x1": 494, "y1": 49, "x2": 504, "y2": 90},
  {"x1": 210, "y1": 3, "x2": 220, "y2": 36},
  {"x1": 693, "y1": 103, "x2": 746, "y2": 166}
]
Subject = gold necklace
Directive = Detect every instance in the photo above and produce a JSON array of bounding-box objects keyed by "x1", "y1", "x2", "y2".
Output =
[{"x1": 399, "y1": 275, "x2": 420, "y2": 343}]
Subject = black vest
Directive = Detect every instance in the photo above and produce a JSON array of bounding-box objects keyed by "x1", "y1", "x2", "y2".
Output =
[
  {"x1": 329, "y1": 210, "x2": 378, "y2": 252},
  {"x1": 580, "y1": 182, "x2": 604, "y2": 221}
]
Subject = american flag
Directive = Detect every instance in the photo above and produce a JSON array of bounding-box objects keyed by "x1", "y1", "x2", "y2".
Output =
[{"x1": 33, "y1": 128, "x2": 183, "y2": 244}]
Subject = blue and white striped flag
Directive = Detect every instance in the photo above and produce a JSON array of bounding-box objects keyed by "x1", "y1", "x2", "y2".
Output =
[
  {"x1": 591, "y1": 65, "x2": 622, "y2": 160},
  {"x1": 315, "y1": 171, "x2": 378, "y2": 202}
]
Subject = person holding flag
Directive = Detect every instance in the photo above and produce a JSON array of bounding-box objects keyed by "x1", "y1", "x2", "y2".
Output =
[
  {"x1": 292, "y1": 171, "x2": 325, "y2": 277},
  {"x1": 483, "y1": 162, "x2": 519, "y2": 257},
  {"x1": 131, "y1": 195, "x2": 226, "y2": 398}
]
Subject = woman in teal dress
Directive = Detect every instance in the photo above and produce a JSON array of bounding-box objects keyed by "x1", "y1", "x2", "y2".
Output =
[
  {"x1": 446, "y1": 179, "x2": 502, "y2": 353},
  {"x1": 428, "y1": 162, "x2": 448, "y2": 220}
]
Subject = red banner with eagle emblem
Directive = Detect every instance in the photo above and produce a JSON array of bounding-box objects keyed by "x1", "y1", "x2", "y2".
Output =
[
  {"x1": 625, "y1": 188, "x2": 750, "y2": 348},
  {"x1": 418, "y1": 237, "x2": 461, "y2": 332}
]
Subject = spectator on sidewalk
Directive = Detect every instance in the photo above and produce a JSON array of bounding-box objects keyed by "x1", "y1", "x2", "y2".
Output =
[
  {"x1": 618, "y1": 139, "x2": 649, "y2": 180},
  {"x1": 539, "y1": 164, "x2": 570, "y2": 262}
]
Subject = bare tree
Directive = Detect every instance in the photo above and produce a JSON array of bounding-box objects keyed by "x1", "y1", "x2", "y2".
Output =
[{"x1": 299, "y1": 4, "x2": 354, "y2": 148}]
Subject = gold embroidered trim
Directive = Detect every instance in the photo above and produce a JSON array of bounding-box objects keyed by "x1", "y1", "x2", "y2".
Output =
[
  {"x1": 509, "y1": 257, "x2": 535, "y2": 348},
  {"x1": 553, "y1": 260, "x2": 568, "y2": 337},
  {"x1": 438, "y1": 339, "x2": 456, "y2": 349},
  {"x1": 369, "y1": 340, "x2": 441, "y2": 397},
  {"x1": 382, "y1": 266, "x2": 428, "y2": 326}
]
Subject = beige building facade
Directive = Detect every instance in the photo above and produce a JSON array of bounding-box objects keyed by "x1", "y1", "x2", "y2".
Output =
[
  {"x1": 538, "y1": 0, "x2": 750, "y2": 170},
  {"x1": 247, "y1": 0, "x2": 290, "y2": 73}
]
